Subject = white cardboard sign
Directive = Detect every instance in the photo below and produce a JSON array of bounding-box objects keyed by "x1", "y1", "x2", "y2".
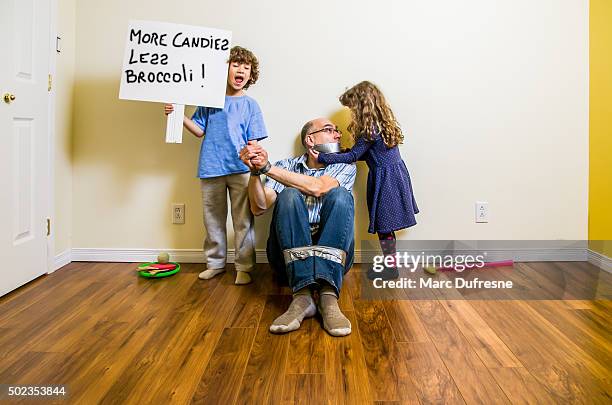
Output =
[{"x1": 119, "y1": 20, "x2": 232, "y2": 108}]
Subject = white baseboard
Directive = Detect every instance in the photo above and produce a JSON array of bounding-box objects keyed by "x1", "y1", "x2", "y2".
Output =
[
  {"x1": 68, "y1": 247, "x2": 588, "y2": 264},
  {"x1": 588, "y1": 249, "x2": 612, "y2": 273},
  {"x1": 70, "y1": 248, "x2": 269, "y2": 264},
  {"x1": 51, "y1": 249, "x2": 72, "y2": 272},
  {"x1": 71, "y1": 248, "x2": 208, "y2": 263}
]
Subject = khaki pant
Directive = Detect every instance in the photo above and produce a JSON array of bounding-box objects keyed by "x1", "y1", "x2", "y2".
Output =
[{"x1": 201, "y1": 173, "x2": 255, "y2": 272}]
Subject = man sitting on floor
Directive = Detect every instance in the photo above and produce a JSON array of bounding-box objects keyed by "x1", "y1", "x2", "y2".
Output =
[{"x1": 239, "y1": 118, "x2": 356, "y2": 336}]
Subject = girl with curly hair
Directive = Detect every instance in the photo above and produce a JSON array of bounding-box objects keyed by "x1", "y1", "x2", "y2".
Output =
[{"x1": 314, "y1": 81, "x2": 419, "y2": 280}]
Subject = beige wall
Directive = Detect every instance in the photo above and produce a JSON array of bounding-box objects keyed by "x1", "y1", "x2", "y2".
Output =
[
  {"x1": 53, "y1": 0, "x2": 76, "y2": 255},
  {"x1": 70, "y1": 0, "x2": 589, "y2": 253}
]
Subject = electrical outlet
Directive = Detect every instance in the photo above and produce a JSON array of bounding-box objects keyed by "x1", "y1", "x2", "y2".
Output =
[
  {"x1": 475, "y1": 202, "x2": 488, "y2": 223},
  {"x1": 172, "y1": 203, "x2": 185, "y2": 224}
]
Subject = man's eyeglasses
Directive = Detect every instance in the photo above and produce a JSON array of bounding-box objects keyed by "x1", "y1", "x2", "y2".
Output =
[{"x1": 308, "y1": 126, "x2": 342, "y2": 136}]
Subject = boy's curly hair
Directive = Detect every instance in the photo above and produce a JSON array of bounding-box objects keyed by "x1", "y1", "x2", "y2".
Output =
[
  {"x1": 229, "y1": 46, "x2": 259, "y2": 90},
  {"x1": 340, "y1": 81, "x2": 403, "y2": 148}
]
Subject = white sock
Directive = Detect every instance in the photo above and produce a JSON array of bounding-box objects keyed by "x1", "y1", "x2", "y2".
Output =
[
  {"x1": 269, "y1": 290, "x2": 316, "y2": 334},
  {"x1": 198, "y1": 268, "x2": 225, "y2": 280},
  {"x1": 234, "y1": 271, "x2": 252, "y2": 285},
  {"x1": 318, "y1": 290, "x2": 351, "y2": 337}
]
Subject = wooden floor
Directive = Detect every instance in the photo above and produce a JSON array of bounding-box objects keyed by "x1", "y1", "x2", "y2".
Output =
[{"x1": 0, "y1": 261, "x2": 610, "y2": 404}]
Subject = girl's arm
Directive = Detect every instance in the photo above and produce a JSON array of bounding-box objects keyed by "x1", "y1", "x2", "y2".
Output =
[{"x1": 317, "y1": 137, "x2": 372, "y2": 165}]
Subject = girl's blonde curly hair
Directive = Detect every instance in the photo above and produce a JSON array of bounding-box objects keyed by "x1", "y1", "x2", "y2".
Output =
[{"x1": 340, "y1": 81, "x2": 403, "y2": 148}]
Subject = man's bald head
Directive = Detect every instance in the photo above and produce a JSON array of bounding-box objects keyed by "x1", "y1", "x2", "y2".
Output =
[
  {"x1": 301, "y1": 118, "x2": 334, "y2": 148},
  {"x1": 300, "y1": 120, "x2": 314, "y2": 147}
]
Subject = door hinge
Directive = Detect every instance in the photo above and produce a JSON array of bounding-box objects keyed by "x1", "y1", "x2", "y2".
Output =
[
  {"x1": 48, "y1": 74, "x2": 52, "y2": 92},
  {"x1": 47, "y1": 218, "x2": 51, "y2": 236}
]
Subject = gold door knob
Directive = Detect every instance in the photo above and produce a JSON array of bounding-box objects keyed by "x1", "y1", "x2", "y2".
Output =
[{"x1": 3, "y1": 93, "x2": 16, "y2": 103}]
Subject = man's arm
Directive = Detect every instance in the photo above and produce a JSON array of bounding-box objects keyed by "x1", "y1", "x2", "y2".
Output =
[
  {"x1": 240, "y1": 142, "x2": 341, "y2": 216},
  {"x1": 248, "y1": 175, "x2": 277, "y2": 216},
  {"x1": 239, "y1": 142, "x2": 277, "y2": 216},
  {"x1": 245, "y1": 143, "x2": 340, "y2": 198},
  {"x1": 265, "y1": 166, "x2": 339, "y2": 198},
  {"x1": 247, "y1": 167, "x2": 337, "y2": 215}
]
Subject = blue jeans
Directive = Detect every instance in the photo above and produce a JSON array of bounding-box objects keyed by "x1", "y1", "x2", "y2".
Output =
[{"x1": 266, "y1": 187, "x2": 355, "y2": 296}]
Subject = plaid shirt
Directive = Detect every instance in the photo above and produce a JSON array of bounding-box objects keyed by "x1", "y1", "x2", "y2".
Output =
[{"x1": 264, "y1": 154, "x2": 356, "y2": 228}]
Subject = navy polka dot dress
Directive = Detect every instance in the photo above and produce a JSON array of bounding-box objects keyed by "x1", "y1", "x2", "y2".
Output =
[{"x1": 318, "y1": 134, "x2": 419, "y2": 234}]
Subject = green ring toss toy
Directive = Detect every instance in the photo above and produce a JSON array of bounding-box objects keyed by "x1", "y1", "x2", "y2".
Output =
[{"x1": 138, "y1": 262, "x2": 181, "y2": 278}]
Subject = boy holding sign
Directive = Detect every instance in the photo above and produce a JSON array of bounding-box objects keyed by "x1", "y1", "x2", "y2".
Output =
[{"x1": 165, "y1": 46, "x2": 267, "y2": 285}]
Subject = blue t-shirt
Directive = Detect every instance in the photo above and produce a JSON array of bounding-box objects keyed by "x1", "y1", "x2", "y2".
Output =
[{"x1": 192, "y1": 95, "x2": 267, "y2": 178}]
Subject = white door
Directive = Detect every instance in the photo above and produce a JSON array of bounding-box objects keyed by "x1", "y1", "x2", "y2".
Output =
[{"x1": 0, "y1": 0, "x2": 51, "y2": 297}]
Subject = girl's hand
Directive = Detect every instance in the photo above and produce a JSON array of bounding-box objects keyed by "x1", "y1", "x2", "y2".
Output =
[
  {"x1": 308, "y1": 147, "x2": 320, "y2": 161},
  {"x1": 164, "y1": 104, "x2": 174, "y2": 115}
]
